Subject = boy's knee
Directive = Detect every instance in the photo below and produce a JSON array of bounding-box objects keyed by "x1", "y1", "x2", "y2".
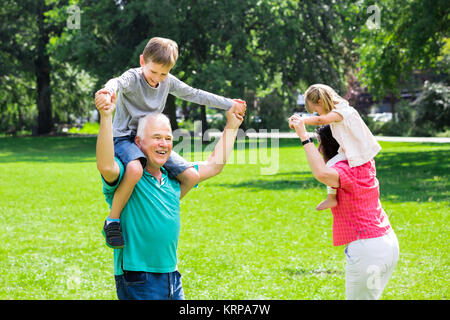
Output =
[{"x1": 126, "y1": 160, "x2": 144, "y2": 182}]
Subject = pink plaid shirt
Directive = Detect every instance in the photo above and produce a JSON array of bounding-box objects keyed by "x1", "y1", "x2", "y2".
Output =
[{"x1": 330, "y1": 159, "x2": 391, "y2": 246}]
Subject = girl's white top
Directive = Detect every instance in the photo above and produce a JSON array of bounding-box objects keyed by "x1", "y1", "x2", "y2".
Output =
[{"x1": 330, "y1": 102, "x2": 381, "y2": 167}]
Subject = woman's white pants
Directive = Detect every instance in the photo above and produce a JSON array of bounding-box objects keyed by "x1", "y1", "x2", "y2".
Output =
[{"x1": 345, "y1": 230, "x2": 400, "y2": 300}]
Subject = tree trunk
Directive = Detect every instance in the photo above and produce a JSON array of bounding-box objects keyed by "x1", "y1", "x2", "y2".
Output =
[
  {"x1": 35, "y1": 0, "x2": 52, "y2": 135},
  {"x1": 200, "y1": 105, "x2": 208, "y2": 136},
  {"x1": 390, "y1": 93, "x2": 397, "y2": 122},
  {"x1": 181, "y1": 100, "x2": 190, "y2": 122},
  {"x1": 164, "y1": 94, "x2": 179, "y2": 130}
]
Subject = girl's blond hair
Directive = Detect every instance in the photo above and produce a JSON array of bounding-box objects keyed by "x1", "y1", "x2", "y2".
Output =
[
  {"x1": 304, "y1": 84, "x2": 347, "y2": 114},
  {"x1": 143, "y1": 37, "x2": 178, "y2": 68}
]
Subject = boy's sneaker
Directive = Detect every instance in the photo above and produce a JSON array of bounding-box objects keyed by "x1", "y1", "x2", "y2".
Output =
[{"x1": 102, "y1": 221, "x2": 125, "y2": 249}]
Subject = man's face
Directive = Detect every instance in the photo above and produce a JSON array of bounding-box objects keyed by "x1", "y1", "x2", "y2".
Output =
[
  {"x1": 140, "y1": 55, "x2": 172, "y2": 88},
  {"x1": 135, "y1": 118, "x2": 173, "y2": 169}
]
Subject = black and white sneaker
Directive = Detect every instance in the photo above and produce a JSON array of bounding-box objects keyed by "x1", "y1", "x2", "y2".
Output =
[{"x1": 102, "y1": 221, "x2": 125, "y2": 249}]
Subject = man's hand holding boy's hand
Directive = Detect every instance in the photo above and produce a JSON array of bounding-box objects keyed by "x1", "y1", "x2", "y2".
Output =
[
  {"x1": 95, "y1": 90, "x2": 116, "y2": 117},
  {"x1": 225, "y1": 107, "x2": 244, "y2": 130},
  {"x1": 231, "y1": 99, "x2": 247, "y2": 118},
  {"x1": 95, "y1": 89, "x2": 113, "y2": 111}
]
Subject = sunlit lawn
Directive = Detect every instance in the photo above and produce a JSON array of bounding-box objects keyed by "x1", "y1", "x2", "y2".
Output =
[{"x1": 0, "y1": 136, "x2": 448, "y2": 299}]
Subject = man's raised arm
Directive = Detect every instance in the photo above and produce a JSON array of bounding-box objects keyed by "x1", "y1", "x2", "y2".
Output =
[
  {"x1": 95, "y1": 92, "x2": 120, "y2": 183},
  {"x1": 197, "y1": 109, "x2": 243, "y2": 183},
  {"x1": 179, "y1": 108, "x2": 243, "y2": 197}
]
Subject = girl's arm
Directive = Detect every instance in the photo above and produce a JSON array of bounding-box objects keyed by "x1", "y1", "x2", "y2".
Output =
[{"x1": 301, "y1": 111, "x2": 343, "y2": 126}]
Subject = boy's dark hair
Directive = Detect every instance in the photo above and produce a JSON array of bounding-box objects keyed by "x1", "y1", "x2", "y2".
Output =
[{"x1": 315, "y1": 125, "x2": 340, "y2": 162}]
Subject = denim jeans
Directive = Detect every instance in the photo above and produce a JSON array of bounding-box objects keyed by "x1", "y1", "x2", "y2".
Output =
[
  {"x1": 113, "y1": 135, "x2": 192, "y2": 179},
  {"x1": 115, "y1": 270, "x2": 184, "y2": 300},
  {"x1": 113, "y1": 135, "x2": 147, "y2": 168}
]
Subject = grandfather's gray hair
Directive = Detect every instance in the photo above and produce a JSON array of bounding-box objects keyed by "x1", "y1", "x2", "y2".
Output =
[{"x1": 136, "y1": 113, "x2": 172, "y2": 139}]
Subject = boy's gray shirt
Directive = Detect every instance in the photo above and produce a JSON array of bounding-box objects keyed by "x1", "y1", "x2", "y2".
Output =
[{"x1": 104, "y1": 67, "x2": 234, "y2": 137}]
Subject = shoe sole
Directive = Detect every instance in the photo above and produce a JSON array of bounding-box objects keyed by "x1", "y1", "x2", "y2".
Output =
[{"x1": 102, "y1": 229, "x2": 125, "y2": 249}]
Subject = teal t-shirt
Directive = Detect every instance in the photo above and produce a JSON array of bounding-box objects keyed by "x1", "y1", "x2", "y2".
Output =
[{"x1": 101, "y1": 158, "x2": 181, "y2": 275}]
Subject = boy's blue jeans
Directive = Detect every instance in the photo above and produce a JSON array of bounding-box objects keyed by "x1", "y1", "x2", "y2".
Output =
[
  {"x1": 113, "y1": 135, "x2": 192, "y2": 178},
  {"x1": 115, "y1": 270, "x2": 184, "y2": 300}
]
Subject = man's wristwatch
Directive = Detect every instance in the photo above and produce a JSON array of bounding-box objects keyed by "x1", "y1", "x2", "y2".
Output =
[{"x1": 301, "y1": 137, "x2": 314, "y2": 146}]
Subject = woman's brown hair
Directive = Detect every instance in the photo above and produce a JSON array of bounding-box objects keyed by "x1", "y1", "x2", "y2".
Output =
[{"x1": 315, "y1": 125, "x2": 340, "y2": 163}]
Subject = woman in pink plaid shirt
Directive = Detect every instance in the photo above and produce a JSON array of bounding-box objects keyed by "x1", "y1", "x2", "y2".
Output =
[{"x1": 288, "y1": 118, "x2": 399, "y2": 300}]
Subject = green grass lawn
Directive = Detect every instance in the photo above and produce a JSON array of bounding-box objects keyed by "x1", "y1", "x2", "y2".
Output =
[{"x1": 0, "y1": 136, "x2": 448, "y2": 299}]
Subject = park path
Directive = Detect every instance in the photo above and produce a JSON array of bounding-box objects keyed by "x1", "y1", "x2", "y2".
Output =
[
  {"x1": 208, "y1": 131, "x2": 450, "y2": 143},
  {"x1": 65, "y1": 131, "x2": 450, "y2": 143}
]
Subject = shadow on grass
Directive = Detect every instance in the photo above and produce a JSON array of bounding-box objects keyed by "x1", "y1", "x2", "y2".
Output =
[
  {"x1": 1, "y1": 137, "x2": 448, "y2": 204},
  {"x1": 375, "y1": 149, "x2": 450, "y2": 203},
  {"x1": 0, "y1": 136, "x2": 289, "y2": 163},
  {"x1": 216, "y1": 149, "x2": 449, "y2": 203},
  {"x1": 215, "y1": 176, "x2": 322, "y2": 192}
]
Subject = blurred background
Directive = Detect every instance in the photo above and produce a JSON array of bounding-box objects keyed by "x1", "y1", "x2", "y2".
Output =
[{"x1": 0, "y1": 0, "x2": 448, "y2": 137}]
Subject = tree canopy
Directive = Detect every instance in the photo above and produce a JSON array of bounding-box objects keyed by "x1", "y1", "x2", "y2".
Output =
[{"x1": 0, "y1": 0, "x2": 448, "y2": 134}]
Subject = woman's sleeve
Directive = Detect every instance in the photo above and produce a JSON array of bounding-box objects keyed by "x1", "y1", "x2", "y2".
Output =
[{"x1": 331, "y1": 162, "x2": 353, "y2": 191}]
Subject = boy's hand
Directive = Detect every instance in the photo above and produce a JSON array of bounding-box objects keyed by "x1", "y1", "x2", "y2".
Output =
[
  {"x1": 95, "y1": 89, "x2": 112, "y2": 110},
  {"x1": 231, "y1": 99, "x2": 247, "y2": 117},
  {"x1": 225, "y1": 107, "x2": 244, "y2": 130},
  {"x1": 95, "y1": 92, "x2": 116, "y2": 117}
]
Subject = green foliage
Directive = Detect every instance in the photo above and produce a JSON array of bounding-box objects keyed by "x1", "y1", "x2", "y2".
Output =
[
  {"x1": 68, "y1": 121, "x2": 99, "y2": 135},
  {"x1": 0, "y1": 0, "x2": 40, "y2": 132},
  {"x1": 366, "y1": 101, "x2": 415, "y2": 136},
  {"x1": 436, "y1": 129, "x2": 450, "y2": 137},
  {"x1": 1, "y1": 0, "x2": 447, "y2": 135},
  {"x1": 0, "y1": 74, "x2": 37, "y2": 133},
  {"x1": 366, "y1": 82, "x2": 450, "y2": 137},
  {"x1": 411, "y1": 81, "x2": 450, "y2": 136},
  {"x1": 0, "y1": 0, "x2": 95, "y2": 134},
  {"x1": 355, "y1": 0, "x2": 449, "y2": 101},
  {"x1": 49, "y1": 0, "x2": 359, "y2": 129},
  {"x1": 258, "y1": 91, "x2": 290, "y2": 130},
  {"x1": 50, "y1": 59, "x2": 97, "y2": 125}
]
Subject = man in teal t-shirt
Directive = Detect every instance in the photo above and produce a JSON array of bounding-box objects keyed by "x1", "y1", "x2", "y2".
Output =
[
  {"x1": 95, "y1": 92, "x2": 244, "y2": 300},
  {"x1": 102, "y1": 159, "x2": 182, "y2": 275}
]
